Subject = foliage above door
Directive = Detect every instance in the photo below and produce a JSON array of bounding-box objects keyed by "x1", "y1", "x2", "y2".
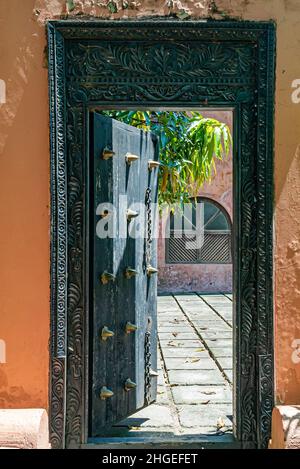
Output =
[
  {"x1": 101, "y1": 110, "x2": 232, "y2": 206},
  {"x1": 48, "y1": 20, "x2": 275, "y2": 449}
]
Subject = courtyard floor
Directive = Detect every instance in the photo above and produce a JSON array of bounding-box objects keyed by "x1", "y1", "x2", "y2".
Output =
[{"x1": 104, "y1": 293, "x2": 233, "y2": 445}]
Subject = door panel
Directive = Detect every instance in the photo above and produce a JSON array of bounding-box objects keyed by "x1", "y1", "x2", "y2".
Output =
[{"x1": 90, "y1": 113, "x2": 158, "y2": 436}]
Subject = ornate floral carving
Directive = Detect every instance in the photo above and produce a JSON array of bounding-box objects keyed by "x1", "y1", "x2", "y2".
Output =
[
  {"x1": 49, "y1": 29, "x2": 68, "y2": 359},
  {"x1": 48, "y1": 20, "x2": 275, "y2": 449},
  {"x1": 259, "y1": 355, "x2": 274, "y2": 448},
  {"x1": 50, "y1": 358, "x2": 65, "y2": 449},
  {"x1": 48, "y1": 24, "x2": 67, "y2": 449},
  {"x1": 67, "y1": 42, "x2": 254, "y2": 80},
  {"x1": 67, "y1": 82, "x2": 248, "y2": 104}
]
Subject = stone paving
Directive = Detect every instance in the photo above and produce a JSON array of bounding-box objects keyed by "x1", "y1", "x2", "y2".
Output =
[{"x1": 112, "y1": 293, "x2": 233, "y2": 440}]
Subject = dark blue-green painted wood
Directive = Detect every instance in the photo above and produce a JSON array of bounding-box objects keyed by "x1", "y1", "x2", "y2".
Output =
[{"x1": 90, "y1": 113, "x2": 158, "y2": 435}]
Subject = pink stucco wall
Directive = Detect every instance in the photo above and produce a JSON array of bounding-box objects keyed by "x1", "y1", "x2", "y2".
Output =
[{"x1": 158, "y1": 110, "x2": 233, "y2": 293}]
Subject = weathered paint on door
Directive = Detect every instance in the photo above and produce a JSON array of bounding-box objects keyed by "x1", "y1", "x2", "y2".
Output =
[{"x1": 90, "y1": 113, "x2": 159, "y2": 435}]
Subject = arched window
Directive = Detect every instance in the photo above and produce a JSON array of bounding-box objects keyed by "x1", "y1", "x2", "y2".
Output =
[{"x1": 166, "y1": 198, "x2": 232, "y2": 264}]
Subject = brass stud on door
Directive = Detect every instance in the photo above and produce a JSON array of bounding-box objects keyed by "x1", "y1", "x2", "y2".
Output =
[
  {"x1": 125, "y1": 322, "x2": 138, "y2": 334},
  {"x1": 126, "y1": 209, "x2": 139, "y2": 221},
  {"x1": 148, "y1": 160, "x2": 160, "y2": 171},
  {"x1": 124, "y1": 267, "x2": 138, "y2": 279},
  {"x1": 101, "y1": 326, "x2": 115, "y2": 341},
  {"x1": 125, "y1": 153, "x2": 139, "y2": 165},
  {"x1": 147, "y1": 265, "x2": 158, "y2": 276},
  {"x1": 100, "y1": 386, "x2": 114, "y2": 400},
  {"x1": 98, "y1": 209, "x2": 110, "y2": 219},
  {"x1": 102, "y1": 147, "x2": 115, "y2": 160},
  {"x1": 124, "y1": 378, "x2": 137, "y2": 392},
  {"x1": 100, "y1": 271, "x2": 116, "y2": 285}
]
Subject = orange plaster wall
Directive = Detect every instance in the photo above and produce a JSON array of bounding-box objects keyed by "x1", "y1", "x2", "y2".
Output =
[
  {"x1": 0, "y1": 0, "x2": 300, "y2": 409},
  {"x1": 0, "y1": 0, "x2": 50, "y2": 408}
]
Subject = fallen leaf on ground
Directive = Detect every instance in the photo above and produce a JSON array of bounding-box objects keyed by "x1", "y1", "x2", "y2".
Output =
[
  {"x1": 167, "y1": 341, "x2": 177, "y2": 347},
  {"x1": 195, "y1": 348, "x2": 205, "y2": 352},
  {"x1": 172, "y1": 332, "x2": 178, "y2": 337},
  {"x1": 167, "y1": 340, "x2": 184, "y2": 347},
  {"x1": 202, "y1": 391, "x2": 216, "y2": 395},
  {"x1": 203, "y1": 400, "x2": 210, "y2": 405},
  {"x1": 216, "y1": 417, "x2": 225, "y2": 430},
  {"x1": 185, "y1": 357, "x2": 201, "y2": 363},
  {"x1": 217, "y1": 427, "x2": 233, "y2": 434}
]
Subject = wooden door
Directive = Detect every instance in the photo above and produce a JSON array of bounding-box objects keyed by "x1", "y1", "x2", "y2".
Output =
[{"x1": 90, "y1": 113, "x2": 159, "y2": 435}]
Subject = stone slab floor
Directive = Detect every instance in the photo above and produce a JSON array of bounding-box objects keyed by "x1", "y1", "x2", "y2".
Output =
[{"x1": 108, "y1": 293, "x2": 233, "y2": 442}]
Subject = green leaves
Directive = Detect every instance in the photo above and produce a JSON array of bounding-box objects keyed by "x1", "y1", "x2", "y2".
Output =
[
  {"x1": 176, "y1": 10, "x2": 191, "y2": 20},
  {"x1": 101, "y1": 110, "x2": 232, "y2": 206},
  {"x1": 66, "y1": 0, "x2": 75, "y2": 13},
  {"x1": 107, "y1": 1, "x2": 118, "y2": 13}
]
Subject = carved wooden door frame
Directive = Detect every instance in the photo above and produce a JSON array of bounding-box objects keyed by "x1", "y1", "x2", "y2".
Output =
[{"x1": 47, "y1": 19, "x2": 275, "y2": 449}]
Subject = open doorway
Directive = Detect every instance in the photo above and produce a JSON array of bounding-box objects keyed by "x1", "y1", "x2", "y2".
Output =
[
  {"x1": 48, "y1": 20, "x2": 275, "y2": 449},
  {"x1": 90, "y1": 108, "x2": 234, "y2": 443}
]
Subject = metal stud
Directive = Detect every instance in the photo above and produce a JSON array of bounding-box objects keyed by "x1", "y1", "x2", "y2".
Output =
[
  {"x1": 98, "y1": 209, "x2": 110, "y2": 219},
  {"x1": 125, "y1": 152, "x2": 139, "y2": 165},
  {"x1": 101, "y1": 326, "x2": 115, "y2": 341},
  {"x1": 148, "y1": 160, "x2": 160, "y2": 171},
  {"x1": 147, "y1": 265, "x2": 158, "y2": 276},
  {"x1": 126, "y1": 209, "x2": 139, "y2": 221},
  {"x1": 124, "y1": 267, "x2": 138, "y2": 279},
  {"x1": 100, "y1": 271, "x2": 116, "y2": 285},
  {"x1": 124, "y1": 378, "x2": 137, "y2": 392},
  {"x1": 102, "y1": 147, "x2": 115, "y2": 160},
  {"x1": 125, "y1": 322, "x2": 138, "y2": 334},
  {"x1": 100, "y1": 386, "x2": 114, "y2": 400}
]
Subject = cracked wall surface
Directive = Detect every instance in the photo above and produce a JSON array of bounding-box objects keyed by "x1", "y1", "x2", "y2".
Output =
[{"x1": 0, "y1": 0, "x2": 300, "y2": 408}]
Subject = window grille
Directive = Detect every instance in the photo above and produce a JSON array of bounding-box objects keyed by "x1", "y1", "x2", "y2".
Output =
[{"x1": 166, "y1": 199, "x2": 232, "y2": 265}]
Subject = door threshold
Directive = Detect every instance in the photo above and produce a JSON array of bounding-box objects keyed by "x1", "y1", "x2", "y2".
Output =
[{"x1": 82, "y1": 434, "x2": 240, "y2": 449}]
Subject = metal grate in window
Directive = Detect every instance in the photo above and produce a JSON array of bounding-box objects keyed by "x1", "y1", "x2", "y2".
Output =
[
  {"x1": 199, "y1": 232, "x2": 231, "y2": 263},
  {"x1": 167, "y1": 230, "x2": 232, "y2": 264},
  {"x1": 168, "y1": 234, "x2": 198, "y2": 263}
]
